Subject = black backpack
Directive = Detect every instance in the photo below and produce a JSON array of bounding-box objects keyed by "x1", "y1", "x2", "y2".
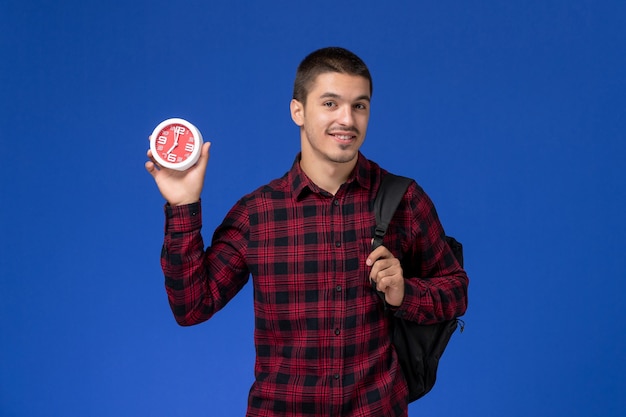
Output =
[{"x1": 372, "y1": 173, "x2": 464, "y2": 402}]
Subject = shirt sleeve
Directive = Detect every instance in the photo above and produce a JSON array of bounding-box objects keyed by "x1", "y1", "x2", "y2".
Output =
[
  {"x1": 394, "y1": 183, "x2": 469, "y2": 324},
  {"x1": 161, "y1": 200, "x2": 250, "y2": 326}
]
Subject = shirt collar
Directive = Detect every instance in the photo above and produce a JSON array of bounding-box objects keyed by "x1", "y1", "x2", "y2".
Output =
[{"x1": 288, "y1": 152, "x2": 373, "y2": 201}]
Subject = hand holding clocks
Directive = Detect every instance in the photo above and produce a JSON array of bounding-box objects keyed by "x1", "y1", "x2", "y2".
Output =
[
  {"x1": 150, "y1": 118, "x2": 203, "y2": 171},
  {"x1": 146, "y1": 118, "x2": 210, "y2": 206}
]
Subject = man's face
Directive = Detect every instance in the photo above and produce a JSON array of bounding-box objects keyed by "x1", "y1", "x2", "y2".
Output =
[{"x1": 291, "y1": 72, "x2": 371, "y2": 167}]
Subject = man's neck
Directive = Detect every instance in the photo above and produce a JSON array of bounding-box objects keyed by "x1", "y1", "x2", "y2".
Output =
[{"x1": 299, "y1": 155, "x2": 357, "y2": 196}]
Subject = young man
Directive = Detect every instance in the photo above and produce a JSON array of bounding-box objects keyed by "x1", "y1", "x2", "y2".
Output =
[{"x1": 146, "y1": 47, "x2": 468, "y2": 417}]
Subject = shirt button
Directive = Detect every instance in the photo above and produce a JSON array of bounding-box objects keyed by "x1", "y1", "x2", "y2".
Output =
[
  {"x1": 334, "y1": 328, "x2": 341, "y2": 336},
  {"x1": 335, "y1": 241, "x2": 341, "y2": 248},
  {"x1": 334, "y1": 374, "x2": 340, "y2": 380},
  {"x1": 335, "y1": 285, "x2": 342, "y2": 292},
  {"x1": 333, "y1": 200, "x2": 340, "y2": 206}
]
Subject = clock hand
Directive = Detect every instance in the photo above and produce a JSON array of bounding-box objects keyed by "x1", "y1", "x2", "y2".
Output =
[{"x1": 167, "y1": 128, "x2": 182, "y2": 154}]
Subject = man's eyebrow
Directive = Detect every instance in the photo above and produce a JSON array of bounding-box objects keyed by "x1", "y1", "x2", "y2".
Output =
[{"x1": 319, "y1": 92, "x2": 371, "y2": 102}]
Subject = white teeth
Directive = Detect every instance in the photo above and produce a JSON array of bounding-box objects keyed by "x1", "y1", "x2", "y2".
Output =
[{"x1": 335, "y1": 135, "x2": 352, "y2": 140}]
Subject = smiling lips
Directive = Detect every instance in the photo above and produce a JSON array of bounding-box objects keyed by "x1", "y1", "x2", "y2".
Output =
[
  {"x1": 333, "y1": 134, "x2": 355, "y2": 140},
  {"x1": 328, "y1": 129, "x2": 359, "y2": 142}
]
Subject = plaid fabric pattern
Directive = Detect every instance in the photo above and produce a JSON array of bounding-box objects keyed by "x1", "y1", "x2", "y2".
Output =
[{"x1": 161, "y1": 153, "x2": 468, "y2": 416}]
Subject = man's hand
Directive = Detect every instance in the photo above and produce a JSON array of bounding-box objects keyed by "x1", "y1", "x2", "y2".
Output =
[
  {"x1": 367, "y1": 245, "x2": 405, "y2": 307},
  {"x1": 145, "y1": 141, "x2": 211, "y2": 206}
]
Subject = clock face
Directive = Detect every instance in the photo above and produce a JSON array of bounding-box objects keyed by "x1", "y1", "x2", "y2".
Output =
[{"x1": 150, "y1": 118, "x2": 203, "y2": 171}]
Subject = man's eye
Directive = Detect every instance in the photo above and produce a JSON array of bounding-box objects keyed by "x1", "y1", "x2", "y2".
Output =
[
  {"x1": 323, "y1": 102, "x2": 336, "y2": 108},
  {"x1": 354, "y1": 103, "x2": 367, "y2": 110}
]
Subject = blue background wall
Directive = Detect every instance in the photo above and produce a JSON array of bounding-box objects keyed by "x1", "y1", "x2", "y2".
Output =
[{"x1": 1, "y1": 1, "x2": 625, "y2": 416}]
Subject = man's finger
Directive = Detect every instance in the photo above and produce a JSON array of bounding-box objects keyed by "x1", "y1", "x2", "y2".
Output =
[{"x1": 366, "y1": 245, "x2": 390, "y2": 266}]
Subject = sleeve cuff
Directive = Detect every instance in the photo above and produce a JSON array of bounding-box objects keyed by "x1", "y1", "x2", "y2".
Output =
[
  {"x1": 164, "y1": 201, "x2": 202, "y2": 234},
  {"x1": 394, "y1": 279, "x2": 417, "y2": 319}
]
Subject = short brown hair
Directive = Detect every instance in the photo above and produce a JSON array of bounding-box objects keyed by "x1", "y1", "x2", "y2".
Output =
[{"x1": 292, "y1": 47, "x2": 373, "y2": 104}]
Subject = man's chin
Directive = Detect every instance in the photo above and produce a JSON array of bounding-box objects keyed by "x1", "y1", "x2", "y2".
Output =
[{"x1": 328, "y1": 150, "x2": 359, "y2": 164}]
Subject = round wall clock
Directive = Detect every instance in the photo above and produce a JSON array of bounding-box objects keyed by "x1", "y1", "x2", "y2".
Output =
[{"x1": 150, "y1": 118, "x2": 203, "y2": 171}]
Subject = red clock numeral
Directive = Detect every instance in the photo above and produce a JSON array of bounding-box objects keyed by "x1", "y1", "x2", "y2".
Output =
[
  {"x1": 184, "y1": 143, "x2": 194, "y2": 152},
  {"x1": 157, "y1": 136, "x2": 167, "y2": 145}
]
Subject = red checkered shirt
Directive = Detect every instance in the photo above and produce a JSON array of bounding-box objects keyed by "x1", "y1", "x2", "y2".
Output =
[{"x1": 161, "y1": 153, "x2": 468, "y2": 416}]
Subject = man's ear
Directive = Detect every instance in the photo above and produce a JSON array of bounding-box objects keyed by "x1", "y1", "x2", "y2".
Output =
[{"x1": 290, "y1": 99, "x2": 304, "y2": 126}]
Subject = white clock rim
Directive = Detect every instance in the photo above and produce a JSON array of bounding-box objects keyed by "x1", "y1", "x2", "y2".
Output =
[{"x1": 150, "y1": 118, "x2": 204, "y2": 171}]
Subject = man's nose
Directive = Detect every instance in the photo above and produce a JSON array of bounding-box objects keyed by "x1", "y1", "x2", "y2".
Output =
[{"x1": 336, "y1": 104, "x2": 354, "y2": 126}]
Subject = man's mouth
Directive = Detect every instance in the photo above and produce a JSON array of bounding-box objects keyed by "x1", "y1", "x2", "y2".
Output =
[
  {"x1": 328, "y1": 130, "x2": 358, "y2": 142},
  {"x1": 332, "y1": 134, "x2": 355, "y2": 140}
]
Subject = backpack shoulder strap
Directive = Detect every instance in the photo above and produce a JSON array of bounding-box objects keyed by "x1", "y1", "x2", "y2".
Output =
[{"x1": 372, "y1": 173, "x2": 413, "y2": 250}]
